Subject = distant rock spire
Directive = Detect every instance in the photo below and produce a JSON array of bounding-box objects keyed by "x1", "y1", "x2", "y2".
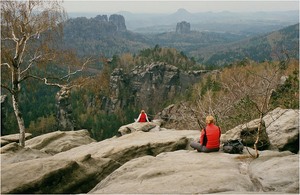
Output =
[
  {"x1": 109, "y1": 14, "x2": 127, "y2": 31},
  {"x1": 176, "y1": 21, "x2": 191, "y2": 34}
]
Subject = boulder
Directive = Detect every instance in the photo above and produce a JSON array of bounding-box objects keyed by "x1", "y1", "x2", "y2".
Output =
[
  {"x1": 249, "y1": 150, "x2": 299, "y2": 193},
  {"x1": 0, "y1": 142, "x2": 51, "y2": 165},
  {"x1": 1, "y1": 130, "x2": 199, "y2": 194},
  {"x1": 263, "y1": 108, "x2": 299, "y2": 153},
  {"x1": 25, "y1": 130, "x2": 96, "y2": 155},
  {"x1": 1, "y1": 155, "x2": 113, "y2": 194},
  {"x1": 221, "y1": 119, "x2": 269, "y2": 150},
  {"x1": 89, "y1": 150, "x2": 299, "y2": 194},
  {"x1": 0, "y1": 133, "x2": 32, "y2": 147},
  {"x1": 117, "y1": 122, "x2": 158, "y2": 136},
  {"x1": 1, "y1": 127, "x2": 298, "y2": 194},
  {"x1": 221, "y1": 108, "x2": 299, "y2": 153}
]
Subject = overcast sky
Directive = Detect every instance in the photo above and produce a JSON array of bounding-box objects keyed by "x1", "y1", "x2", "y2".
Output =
[{"x1": 63, "y1": 0, "x2": 299, "y2": 14}]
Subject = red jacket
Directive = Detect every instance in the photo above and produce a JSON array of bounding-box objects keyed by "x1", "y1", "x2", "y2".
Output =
[
  {"x1": 138, "y1": 113, "x2": 148, "y2": 122},
  {"x1": 200, "y1": 124, "x2": 221, "y2": 149}
]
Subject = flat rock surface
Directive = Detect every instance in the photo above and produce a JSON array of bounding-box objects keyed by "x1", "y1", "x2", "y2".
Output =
[
  {"x1": 25, "y1": 129, "x2": 96, "y2": 155},
  {"x1": 90, "y1": 150, "x2": 254, "y2": 194},
  {"x1": 90, "y1": 150, "x2": 299, "y2": 194},
  {"x1": 1, "y1": 130, "x2": 198, "y2": 194}
]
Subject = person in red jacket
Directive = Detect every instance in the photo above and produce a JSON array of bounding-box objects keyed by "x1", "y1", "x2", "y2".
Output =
[
  {"x1": 136, "y1": 110, "x2": 150, "y2": 122},
  {"x1": 190, "y1": 115, "x2": 221, "y2": 153}
]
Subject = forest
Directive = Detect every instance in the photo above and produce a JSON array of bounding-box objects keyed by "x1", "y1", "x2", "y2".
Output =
[{"x1": 1, "y1": 1, "x2": 299, "y2": 143}]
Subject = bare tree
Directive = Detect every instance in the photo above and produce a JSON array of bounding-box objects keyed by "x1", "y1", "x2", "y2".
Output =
[
  {"x1": 192, "y1": 58, "x2": 291, "y2": 158},
  {"x1": 0, "y1": 0, "x2": 73, "y2": 146}
]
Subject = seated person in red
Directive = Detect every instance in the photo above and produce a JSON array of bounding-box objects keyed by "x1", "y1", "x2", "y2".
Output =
[
  {"x1": 136, "y1": 110, "x2": 150, "y2": 122},
  {"x1": 190, "y1": 115, "x2": 221, "y2": 153}
]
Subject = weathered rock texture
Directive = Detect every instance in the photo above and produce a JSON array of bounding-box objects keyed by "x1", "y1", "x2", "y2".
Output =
[
  {"x1": 176, "y1": 21, "x2": 191, "y2": 34},
  {"x1": 90, "y1": 150, "x2": 298, "y2": 194},
  {"x1": 1, "y1": 142, "x2": 51, "y2": 165},
  {"x1": 155, "y1": 103, "x2": 200, "y2": 130},
  {"x1": 1, "y1": 130, "x2": 198, "y2": 194},
  {"x1": 1, "y1": 113, "x2": 299, "y2": 194},
  {"x1": 0, "y1": 133, "x2": 32, "y2": 147},
  {"x1": 117, "y1": 120, "x2": 163, "y2": 136},
  {"x1": 263, "y1": 108, "x2": 299, "y2": 153},
  {"x1": 25, "y1": 129, "x2": 96, "y2": 155},
  {"x1": 221, "y1": 108, "x2": 299, "y2": 153},
  {"x1": 103, "y1": 62, "x2": 205, "y2": 113},
  {"x1": 56, "y1": 87, "x2": 74, "y2": 131}
]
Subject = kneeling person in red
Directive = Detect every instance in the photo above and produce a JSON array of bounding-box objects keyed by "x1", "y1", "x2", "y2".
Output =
[{"x1": 136, "y1": 109, "x2": 150, "y2": 122}]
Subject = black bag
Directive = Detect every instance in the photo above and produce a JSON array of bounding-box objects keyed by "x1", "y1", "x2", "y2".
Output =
[{"x1": 223, "y1": 139, "x2": 244, "y2": 154}]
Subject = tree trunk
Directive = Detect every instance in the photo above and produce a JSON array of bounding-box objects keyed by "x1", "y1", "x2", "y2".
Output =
[
  {"x1": 12, "y1": 60, "x2": 26, "y2": 147},
  {"x1": 253, "y1": 112, "x2": 263, "y2": 158},
  {"x1": 12, "y1": 94, "x2": 26, "y2": 147}
]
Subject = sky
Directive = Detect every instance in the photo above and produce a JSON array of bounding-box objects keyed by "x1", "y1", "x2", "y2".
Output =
[{"x1": 63, "y1": 0, "x2": 299, "y2": 14}]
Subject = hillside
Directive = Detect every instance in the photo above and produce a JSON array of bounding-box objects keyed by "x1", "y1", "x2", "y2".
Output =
[
  {"x1": 61, "y1": 14, "x2": 299, "y2": 66},
  {"x1": 192, "y1": 23, "x2": 299, "y2": 66}
]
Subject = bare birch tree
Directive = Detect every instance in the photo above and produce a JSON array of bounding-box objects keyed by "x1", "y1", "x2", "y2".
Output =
[{"x1": 1, "y1": 0, "x2": 68, "y2": 146}]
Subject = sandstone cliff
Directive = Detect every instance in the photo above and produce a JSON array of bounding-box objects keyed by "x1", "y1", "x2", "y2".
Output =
[
  {"x1": 176, "y1": 21, "x2": 191, "y2": 34},
  {"x1": 103, "y1": 62, "x2": 207, "y2": 113}
]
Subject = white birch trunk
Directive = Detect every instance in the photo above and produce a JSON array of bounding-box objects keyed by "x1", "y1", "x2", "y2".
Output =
[{"x1": 12, "y1": 94, "x2": 26, "y2": 147}]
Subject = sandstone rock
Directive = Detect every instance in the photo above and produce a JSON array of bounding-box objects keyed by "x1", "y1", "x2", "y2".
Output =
[
  {"x1": 117, "y1": 122, "x2": 158, "y2": 136},
  {"x1": 90, "y1": 150, "x2": 298, "y2": 194},
  {"x1": 249, "y1": 150, "x2": 299, "y2": 193},
  {"x1": 25, "y1": 129, "x2": 96, "y2": 155},
  {"x1": 95, "y1": 14, "x2": 108, "y2": 22},
  {"x1": 1, "y1": 142, "x2": 51, "y2": 165},
  {"x1": 0, "y1": 133, "x2": 32, "y2": 147},
  {"x1": 221, "y1": 108, "x2": 299, "y2": 153},
  {"x1": 176, "y1": 21, "x2": 191, "y2": 34},
  {"x1": 1, "y1": 127, "x2": 298, "y2": 194},
  {"x1": 155, "y1": 102, "x2": 200, "y2": 130},
  {"x1": 1, "y1": 155, "x2": 113, "y2": 194},
  {"x1": 263, "y1": 107, "x2": 299, "y2": 153},
  {"x1": 105, "y1": 62, "x2": 205, "y2": 113},
  {"x1": 109, "y1": 14, "x2": 126, "y2": 31},
  {"x1": 221, "y1": 119, "x2": 270, "y2": 150},
  {"x1": 56, "y1": 87, "x2": 74, "y2": 131},
  {"x1": 1, "y1": 130, "x2": 198, "y2": 194}
]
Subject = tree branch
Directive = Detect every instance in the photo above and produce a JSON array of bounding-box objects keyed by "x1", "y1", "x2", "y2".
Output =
[
  {"x1": 60, "y1": 57, "x2": 93, "y2": 81},
  {"x1": 1, "y1": 84, "x2": 13, "y2": 95},
  {"x1": 1, "y1": 63, "x2": 11, "y2": 69}
]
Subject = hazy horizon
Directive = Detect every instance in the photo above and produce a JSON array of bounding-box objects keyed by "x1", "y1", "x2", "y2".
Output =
[{"x1": 63, "y1": 1, "x2": 299, "y2": 15}]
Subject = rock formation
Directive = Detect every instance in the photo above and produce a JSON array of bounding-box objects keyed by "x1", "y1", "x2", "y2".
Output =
[
  {"x1": 109, "y1": 14, "x2": 127, "y2": 31},
  {"x1": 1, "y1": 129, "x2": 198, "y2": 194},
  {"x1": 25, "y1": 129, "x2": 96, "y2": 154},
  {"x1": 1, "y1": 108, "x2": 299, "y2": 194},
  {"x1": 0, "y1": 133, "x2": 32, "y2": 147},
  {"x1": 55, "y1": 87, "x2": 74, "y2": 131},
  {"x1": 221, "y1": 107, "x2": 299, "y2": 153},
  {"x1": 103, "y1": 62, "x2": 206, "y2": 113},
  {"x1": 90, "y1": 150, "x2": 298, "y2": 194},
  {"x1": 176, "y1": 21, "x2": 191, "y2": 34},
  {"x1": 94, "y1": 15, "x2": 108, "y2": 22}
]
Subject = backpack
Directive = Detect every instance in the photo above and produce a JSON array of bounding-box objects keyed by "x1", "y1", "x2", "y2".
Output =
[{"x1": 222, "y1": 139, "x2": 244, "y2": 154}]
